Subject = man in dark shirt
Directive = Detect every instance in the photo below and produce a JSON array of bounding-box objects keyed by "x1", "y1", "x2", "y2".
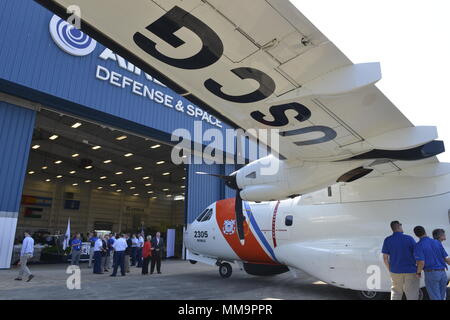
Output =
[
  {"x1": 151, "y1": 232, "x2": 164, "y2": 274},
  {"x1": 414, "y1": 226, "x2": 450, "y2": 300},
  {"x1": 382, "y1": 221, "x2": 420, "y2": 300},
  {"x1": 124, "y1": 233, "x2": 132, "y2": 273}
]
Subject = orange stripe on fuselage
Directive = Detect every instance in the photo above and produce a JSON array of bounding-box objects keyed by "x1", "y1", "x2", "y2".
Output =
[{"x1": 216, "y1": 198, "x2": 276, "y2": 264}]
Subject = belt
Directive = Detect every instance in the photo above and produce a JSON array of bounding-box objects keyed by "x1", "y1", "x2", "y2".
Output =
[{"x1": 424, "y1": 269, "x2": 446, "y2": 272}]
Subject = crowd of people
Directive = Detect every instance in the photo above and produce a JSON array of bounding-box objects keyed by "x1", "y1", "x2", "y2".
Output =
[
  {"x1": 13, "y1": 230, "x2": 165, "y2": 282},
  {"x1": 68, "y1": 231, "x2": 165, "y2": 276},
  {"x1": 382, "y1": 221, "x2": 450, "y2": 300}
]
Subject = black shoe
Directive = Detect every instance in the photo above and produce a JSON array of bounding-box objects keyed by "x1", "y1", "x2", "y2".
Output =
[
  {"x1": 157, "y1": 272, "x2": 161, "y2": 274},
  {"x1": 26, "y1": 275, "x2": 34, "y2": 282},
  {"x1": 110, "y1": 274, "x2": 116, "y2": 277},
  {"x1": 14, "y1": 278, "x2": 22, "y2": 281}
]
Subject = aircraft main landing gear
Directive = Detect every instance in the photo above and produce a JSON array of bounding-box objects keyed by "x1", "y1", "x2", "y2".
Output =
[{"x1": 218, "y1": 262, "x2": 232, "y2": 278}]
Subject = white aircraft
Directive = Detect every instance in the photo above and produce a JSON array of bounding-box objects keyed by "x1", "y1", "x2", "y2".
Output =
[{"x1": 36, "y1": 0, "x2": 450, "y2": 299}]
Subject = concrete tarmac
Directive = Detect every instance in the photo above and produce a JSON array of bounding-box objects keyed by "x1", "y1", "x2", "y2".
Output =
[{"x1": 0, "y1": 260, "x2": 358, "y2": 300}]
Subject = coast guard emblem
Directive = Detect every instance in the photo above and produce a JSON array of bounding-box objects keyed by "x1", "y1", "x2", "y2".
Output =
[{"x1": 223, "y1": 220, "x2": 236, "y2": 235}]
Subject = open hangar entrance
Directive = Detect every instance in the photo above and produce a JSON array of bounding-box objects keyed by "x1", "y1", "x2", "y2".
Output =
[
  {"x1": 16, "y1": 107, "x2": 187, "y2": 260},
  {"x1": 0, "y1": 0, "x2": 243, "y2": 268}
]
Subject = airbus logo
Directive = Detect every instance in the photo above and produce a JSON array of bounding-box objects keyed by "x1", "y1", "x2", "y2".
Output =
[{"x1": 49, "y1": 15, "x2": 97, "y2": 56}]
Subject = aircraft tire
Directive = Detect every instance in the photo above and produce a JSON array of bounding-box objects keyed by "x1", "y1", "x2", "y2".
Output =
[
  {"x1": 219, "y1": 263, "x2": 232, "y2": 278},
  {"x1": 189, "y1": 260, "x2": 197, "y2": 264}
]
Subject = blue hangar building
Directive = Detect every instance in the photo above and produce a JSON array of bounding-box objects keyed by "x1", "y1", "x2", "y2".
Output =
[{"x1": 0, "y1": 0, "x2": 258, "y2": 268}]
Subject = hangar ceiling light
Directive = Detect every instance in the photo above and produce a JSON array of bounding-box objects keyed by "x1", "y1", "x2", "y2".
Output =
[
  {"x1": 134, "y1": 166, "x2": 143, "y2": 170},
  {"x1": 56, "y1": 175, "x2": 62, "y2": 179},
  {"x1": 151, "y1": 144, "x2": 161, "y2": 149},
  {"x1": 115, "y1": 171, "x2": 123, "y2": 175},
  {"x1": 71, "y1": 122, "x2": 82, "y2": 128},
  {"x1": 124, "y1": 153, "x2": 133, "y2": 157},
  {"x1": 116, "y1": 135, "x2": 127, "y2": 141},
  {"x1": 100, "y1": 176, "x2": 107, "y2": 180},
  {"x1": 92, "y1": 145, "x2": 101, "y2": 150},
  {"x1": 32, "y1": 145, "x2": 40, "y2": 150},
  {"x1": 45, "y1": 179, "x2": 51, "y2": 182},
  {"x1": 145, "y1": 183, "x2": 152, "y2": 186},
  {"x1": 28, "y1": 171, "x2": 35, "y2": 175},
  {"x1": 72, "y1": 183, "x2": 78, "y2": 186},
  {"x1": 85, "y1": 165, "x2": 93, "y2": 169},
  {"x1": 162, "y1": 172, "x2": 170, "y2": 176},
  {"x1": 49, "y1": 135, "x2": 59, "y2": 140},
  {"x1": 54, "y1": 160, "x2": 62, "y2": 164},
  {"x1": 126, "y1": 180, "x2": 132, "y2": 184},
  {"x1": 72, "y1": 153, "x2": 79, "y2": 158},
  {"x1": 156, "y1": 161, "x2": 165, "y2": 165},
  {"x1": 70, "y1": 171, "x2": 76, "y2": 174},
  {"x1": 142, "y1": 176, "x2": 150, "y2": 180},
  {"x1": 42, "y1": 166, "x2": 48, "y2": 170},
  {"x1": 103, "y1": 160, "x2": 112, "y2": 164}
]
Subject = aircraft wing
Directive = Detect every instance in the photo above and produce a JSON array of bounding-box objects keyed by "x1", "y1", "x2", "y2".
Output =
[{"x1": 36, "y1": 0, "x2": 445, "y2": 168}]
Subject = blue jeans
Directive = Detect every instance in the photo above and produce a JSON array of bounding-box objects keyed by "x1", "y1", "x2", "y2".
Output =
[{"x1": 425, "y1": 270, "x2": 448, "y2": 300}]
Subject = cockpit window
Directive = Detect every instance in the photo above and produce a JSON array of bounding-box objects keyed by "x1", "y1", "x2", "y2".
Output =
[
  {"x1": 200, "y1": 209, "x2": 213, "y2": 222},
  {"x1": 196, "y1": 208, "x2": 209, "y2": 222}
]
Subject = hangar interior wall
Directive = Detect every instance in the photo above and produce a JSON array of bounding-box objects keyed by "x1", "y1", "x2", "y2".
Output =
[
  {"x1": 18, "y1": 178, "x2": 184, "y2": 239},
  {"x1": 0, "y1": 102, "x2": 36, "y2": 268}
]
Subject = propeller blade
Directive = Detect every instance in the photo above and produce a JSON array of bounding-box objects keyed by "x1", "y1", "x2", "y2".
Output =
[
  {"x1": 235, "y1": 190, "x2": 245, "y2": 246},
  {"x1": 195, "y1": 171, "x2": 239, "y2": 190}
]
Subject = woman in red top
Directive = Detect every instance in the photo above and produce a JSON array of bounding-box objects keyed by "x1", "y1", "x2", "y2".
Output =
[{"x1": 141, "y1": 235, "x2": 152, "y2": 275}]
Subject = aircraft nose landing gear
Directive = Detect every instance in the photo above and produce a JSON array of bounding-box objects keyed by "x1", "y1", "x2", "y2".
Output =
[{"x1": 218, "y1": 262, "x2": 232, "y2": 278}]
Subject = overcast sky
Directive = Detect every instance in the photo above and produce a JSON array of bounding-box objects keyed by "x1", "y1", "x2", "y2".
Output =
[{"x1": 291, "y1": 0, "x2": 450, "y2": 162}]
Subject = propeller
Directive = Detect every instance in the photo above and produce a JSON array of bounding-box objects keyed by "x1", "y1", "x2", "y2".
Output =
[{"x1": 195, "y1": 171, "x2": 246, "y2": 245}]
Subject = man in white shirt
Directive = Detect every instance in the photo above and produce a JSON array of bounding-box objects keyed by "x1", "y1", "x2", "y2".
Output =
[
  {"x1": 111, "y1": 234, "x2": 127, "y2": 276},
  {"x1": 15, "y1": 231, "x2": 34, "y2": 282},
  {"x1": 131, "y1": 234, "x2": 138, "y2": 266},
  {"x1": 137, "y1": 233, "x2": 144, "y2": 268},
  {"x1": 93, "y1": 236, "x2": 104, "y2": 274}
]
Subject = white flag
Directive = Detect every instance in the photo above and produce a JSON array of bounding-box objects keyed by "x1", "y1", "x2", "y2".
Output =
[{"x1": 63, "y1": 218, "x2": 71, "y2": 250}]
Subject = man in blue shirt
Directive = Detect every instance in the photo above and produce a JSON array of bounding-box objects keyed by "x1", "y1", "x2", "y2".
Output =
[
  {"x1": 15, "y1": 231, "x2": 34, "y2": 282},
  {"x1": 414, "y1": 226, "x2": 450, "y2": 300},
  {"x1": 382, "y1": 221, "x2": 419, "y2": 300},
  {"x1": 88, "y1": 232, "x2": 98, "y2": 268},
  {"x1": 71, "y1": 233, "x2": 82, "y2": 266}
]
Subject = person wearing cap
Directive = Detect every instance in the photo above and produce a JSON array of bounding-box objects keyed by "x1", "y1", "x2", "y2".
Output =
[{"x1": 382, "y1": 221, "x2": 419, "y2": 300}]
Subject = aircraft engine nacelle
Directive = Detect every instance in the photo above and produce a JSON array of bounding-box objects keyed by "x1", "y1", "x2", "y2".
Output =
[{"x1": 234, "y1": 155, "x2": 369, "y2": 202}]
